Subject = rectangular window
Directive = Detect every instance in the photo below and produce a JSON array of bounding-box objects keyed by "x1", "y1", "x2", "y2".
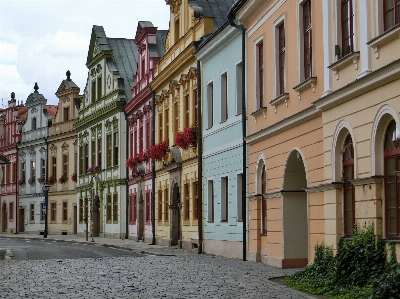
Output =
[
  {"x1": 41, "y1": 159, "x2": 45, "y2": 178},
  {"x1": 9, "y1": 202, "x2": 13, "y2": 221},
  {"x1": 79, "y1": 198, "x2": 84, "y2": 222},
  {"x1": 237, "y1": 174, "x2": 243, "y2": 221},
  {"x1": 51, "y1": 202, "x2": 56, "y2": 221},
  {"x1": 221, "y1": 72, "x2": 228, "y2": 122},
  {"x1": 97, "y1": 138, "x2": 102, "y2": 169},
  {"x1": 21, "y1": 162, "x2": 26, "y2": 181},
  {"x1": 145, "y1": 192, "x2": 150, "y2": 222},
  {"x1": 133, "y1": 194, "x2": 137, "y2": 223},
  {"x1": 278, "y1": 24, "x2": 285, "y2": 95},
  {"x1": 158, "y1": 190, "x2": 163, "y2": 222},
  {"x1": 165, "y1": 109, "x2": 169, "y2": 139},
  {"x1": 146, "y1": 120, "x2": 150, "y2": 149},
  {"x1": 133, "y1": 128, "x2": 137, "y2": 156},
  {"x1": 129, "y1": 194, "x2": 133, "y2": 224},
  {"x1": 208, "y1": 180, "x2": 214, "y2": 222},
  {"x1": 63, "y1": 202, "x2": 68, "y2": 221},
  {"x1": 192, "y1": 182, "x2": 198, "y2": 220},
  {"x1": 63, "y1": 154, "x2": 68, "y2": 177},
  {"x1": 184, "y1": 183, "x2": 190, "y2": 220},
  {"x1": 175, "y1": 18, "x2": 180, "y2": 43},
  {"x1": 92, "y1": 140, "x2": 96, "y2": 166},
  {"x1": 40, "y1": 203, "x2": 45, "y2": 221},
  {"x1": 32, "y1": 117, "x2": 37, "y2": 130},
  {"x1": 139, "y1": 125, "x2": 144, "y2": 153},
  {"x1": 193, "y1": 89, "x2": 198, "y2": 125},
  {"x1": 74, "y1": 152, "x2": 77, "y2": 175},
  {"x1": 12, "y1": 163, "x2": 16, "y2": 182},
  {"x1": 63, "y1": 107, "x2": 69, "y2": 122},
  {"x1": 113, "y1": 194, "x2": 118, "y2": 222},
  {"x1": 258, "y1": 42, "x2": 264, "y2": 108},
  {"x1": 141, "y1": 58, "x2": 145, "y2": 78},
  {"x1": 158, "y1": 113, "x2": 163, "y2": 142},
  {"x1": 84, "y1": 143, "x2": 89, "y2": 172},
  {"x1": 84, "y1": 197, "x2": 88, "y2": 222},
  {"x1": 106, "y1": 195, "x2": 112, "y2": 222},
  {"x1": 221, "y1": 177, "x2": 229, "y2": 222},
  {"x1": 384, "y1": 0, "x2": 400, "y2": 31},
  {"x1": 303, "y1": 0, "x2": 312, "y2": 79},
  {"x1": 185, "y1": 95, "x2": 190, "y2": 128},
  {"x1": 236, "y1": 62, "x2": 243, "y2": 114},
  {"x1": 31, "y1": 161, "x2": 35, "y2": 180},
  {"x1": 207, "y1": 82, "x2": 214, "y2": 128},
  {"x1": 97, "y1": 76, "x2": 102, "y2": 100},
  {"x1": 52, "y1": 157, "x2": 57, "y2": 177},
  {"x1": 106, "y1": 135, "x2": 112, "y2": 168},
  {"x1": 91, "y1": 80, "x2": 96, "y2": 102},
  {"x1": 113, "y1": 132, "x2": 119, "y2": 166},
  {"x1": 30, "y1": 203, "x2": 35, "y2": 221},
  {"x1": 79, "y1": 146, "x2": 83, "y2": 175},
  {"x1": 341, "y1": 0, "x2": 354, "y2": 56},
  {"x1": 164, "y1": 188, "x2": 169, "y2": 222},
  {"x1": 174, "y1": 102, "x2": 178, "y2": 136}
]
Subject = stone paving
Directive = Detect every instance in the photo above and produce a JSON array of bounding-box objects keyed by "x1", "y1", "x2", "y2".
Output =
[{"x1": 0, "y1": 234, "x2": 317, "y2": 298}]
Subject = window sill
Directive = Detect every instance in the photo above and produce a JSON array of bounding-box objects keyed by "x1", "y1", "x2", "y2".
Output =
[
  {"x1": 261, "y1": 233, "x2": 267, "y2": 236},
  {"x1": 293, "y1": 77, "x2": 317, "y2": 99},
  {"x1": 220, "y1": 220, "x2": 228, "y2": 223},
  {"x1": 328, "y1": 52, "x2": 360, "y2": 80},
  {"x1": 384, "y1": 237, "x2": 400, "y2": 242},
  {"x1": 250, "y1": 107, "x2": 267, "y2": 123},
  {"x1": 368, "y1": 24, "x2": 400, "y2": 59},
  {"x1": 269, "y1": 93, "x2": 289, "y2": 113},
  {"x1": 207, "y1": 220, "x2": 214, "y2": 223}
]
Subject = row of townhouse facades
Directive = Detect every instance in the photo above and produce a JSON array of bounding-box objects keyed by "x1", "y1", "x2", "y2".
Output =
[{"x1": 0, "y1": 0, "x2": 399, "y2": 268}]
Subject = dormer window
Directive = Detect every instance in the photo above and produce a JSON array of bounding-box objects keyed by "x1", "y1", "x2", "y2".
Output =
[
  {"x1": 64, "y1": 107, "x2": 69, "y2": 122},
  {"x1": 32, "y1": 117, "x2": 37, "y2": 130}
]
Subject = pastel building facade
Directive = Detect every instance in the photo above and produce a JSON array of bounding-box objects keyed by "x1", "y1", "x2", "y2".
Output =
[
  {"x1": 47, "y1": 71, "x2": 80, "y2": 235},
  {"x1": 125, "y1": 21, "x2": 166, "y2": 242},
  {"x1": 195, "y1": 24, "x2": 244, "y2": 258},
  {"x1": 75, "y1": 26, "x2": 137, "y2": 238},
  {"x1": 0, "y1": 93, "x2": 27, "y2": 233}
]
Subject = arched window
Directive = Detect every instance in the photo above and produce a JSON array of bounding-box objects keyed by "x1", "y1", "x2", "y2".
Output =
[
  {"x1": 384, "y1": 120, "x2": 400, "y2": 237},
  {"x1": 342, "y1": 134, "x2": 354, "y2": 236},
  {"x1": 261, "y1": 165, "x2": 267, "y2": 234}
]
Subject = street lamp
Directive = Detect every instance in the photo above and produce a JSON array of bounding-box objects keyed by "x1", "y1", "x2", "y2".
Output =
[{"x1": 42, "y1": 182, "x2": 51, "y2": 238}]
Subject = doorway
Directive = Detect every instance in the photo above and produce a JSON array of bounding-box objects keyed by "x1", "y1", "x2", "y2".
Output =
[
  {"x1": 93, "y1": 195, "x2": 100, "y2": 237},
  {"x1": 73, "y1": 205, "x2": 77, "y2": 234},
  {"x1": 138, "y1": 191, "x2": 144, "y2": 241},
  {"x1": 282, "y1": 150, "x2": 308, "y2": 266},
  {"x1": 19, "y1": 208, "x2": 25, "y2": 233},
  {"x1": 170, "y1": 183, "x2": 180, "y2": 246},
  {"x1": 2, "y1": 202, "x2": 7, "y2": 232}
]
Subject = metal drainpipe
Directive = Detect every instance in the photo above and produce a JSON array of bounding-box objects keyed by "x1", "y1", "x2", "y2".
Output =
[
  {"x1": 228, "y1": 0, "x2": 247, "y2": 261},
  {"x1": 151, "y1": 89, "x2": 156, "y2": 245},
  {"x1": 196, "y1": 59, "x2": 203, "y2": 254},
  {"x1": 15, "y1": 142, "x2": 19, "y2": 234},
  {"x1": 125, "y1": 113, "x2": 129, "y2": 240}
]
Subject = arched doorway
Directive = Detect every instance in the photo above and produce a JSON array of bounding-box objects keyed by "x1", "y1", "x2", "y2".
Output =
[
  {"x1": 170, "y1": 183, "x2": 180, "y2": 246},
  {"x1": 93, "y1": 195, "x2": 100, "y2": 237},
  {"x1": 2, "y1": 202, "x2": 7, "y2": 232},
  {"x1": 138, "y1": 191, "x2": 144, "y2": 241},
  {"x1": 282, "y1": 150, "x2": 308, "y2": 266}
]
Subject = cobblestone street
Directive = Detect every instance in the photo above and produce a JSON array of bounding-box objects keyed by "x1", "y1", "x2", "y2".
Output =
[{"x1": 0, "y1": 235, "x2": 317, "y2": 299}]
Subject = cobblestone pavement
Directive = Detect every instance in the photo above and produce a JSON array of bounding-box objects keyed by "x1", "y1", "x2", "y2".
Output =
[{"x1": 0, "y1": 234, "x2": 316, "y2": 299}]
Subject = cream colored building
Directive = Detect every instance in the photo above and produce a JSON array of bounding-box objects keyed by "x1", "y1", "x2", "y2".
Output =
[{"x1": 47, "y1": 71, "x2": 80, "y2": 235}]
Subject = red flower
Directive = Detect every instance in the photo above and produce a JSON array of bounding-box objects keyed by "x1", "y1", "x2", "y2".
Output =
[
  {"x1": 175, "y1": 123, "x2": 198, "y2": 150},
  {"x1": 138, "y1": 150, "x2": 149, "y2": 163},
  {"x1": 149, "y1": 138, "x2": 169, "y2": 161}
]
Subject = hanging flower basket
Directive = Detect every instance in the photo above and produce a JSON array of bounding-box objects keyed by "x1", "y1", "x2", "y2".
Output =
[
  {"x1": 28, "y1": 177, "x2": 35, "y2": 184},
  {"x1": 175, "y1": 123, "x2": 198, "y2": 151},
  {"x1": 87, "y1": 165, "x2": 101, "y2": 174},
  {"x1": 149, "y1": 138, "x2": 169, "y2": 161},
  {"x1": 71, "y1": 173, "x2": 77, "y2": 182},
  {"x1": 37, "y1": 175, "x2": 46, "y2": 184},
  {"x1": 18, "y1": 179, "x2": 25, "y2": 185},
  {"x1": 47, "y1": 176, "x2": 56, "y2": 185},
  {"x1": 138, "y1": 150, "x2": 149, "y2": 163},
  {"x1": 58, "y1": 175, "x2": 68, "y2": 184}
]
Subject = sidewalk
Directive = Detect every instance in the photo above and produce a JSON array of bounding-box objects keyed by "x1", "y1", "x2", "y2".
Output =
[{"x1": 0, "y1": 233, "x2": 190, "y2": 256}]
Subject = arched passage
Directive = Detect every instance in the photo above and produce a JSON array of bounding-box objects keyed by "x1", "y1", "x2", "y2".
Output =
[
  {"x1": 282, "y1": 150, "x2": 308, "y2": 266},
  {"x1": 170, "y1": 182, "x2": 181, "y2": 246}
]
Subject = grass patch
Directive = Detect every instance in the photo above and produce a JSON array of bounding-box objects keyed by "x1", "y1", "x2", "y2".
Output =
[{"x1": 284, "y1": 223, "x2": 400, "y2": 299}]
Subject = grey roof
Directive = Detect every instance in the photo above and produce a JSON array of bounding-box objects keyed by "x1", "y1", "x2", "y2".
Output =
[
  {"x1": 138, "y1": 21, "x2": 154, "y2": 28},
  {"x1": 149, "y1": 30, "x2": 168, "y2": 58},
  {"x1": 108, "y1": 38, "x2": 138, "y2": 99},
  {"x1": 64, "y1": 79, "x2": 79, "y2": 89},
  {"x1": 189, "y1": 0, "x2": 237, "y2": 30}
]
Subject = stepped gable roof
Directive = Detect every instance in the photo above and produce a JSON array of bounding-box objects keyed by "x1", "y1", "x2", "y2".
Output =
[
  {"x1": 108, "y1": 38, "x2": 138, "y2": 99},
  {"x1": 189, "y1": 0, "x2": 237, "y2": 30},
  {"x1": 46, "y1": 105, "x2": 58, "y2": 119}
]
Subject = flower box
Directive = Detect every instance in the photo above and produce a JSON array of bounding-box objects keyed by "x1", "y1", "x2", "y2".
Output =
[{"x1": 58, "y1": 175, "x2": 68, "y2": 184}]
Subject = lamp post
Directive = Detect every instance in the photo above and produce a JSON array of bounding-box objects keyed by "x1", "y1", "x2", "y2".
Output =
[{"x1": 42, "y1": 182, "x2": 51, "y2": 238}]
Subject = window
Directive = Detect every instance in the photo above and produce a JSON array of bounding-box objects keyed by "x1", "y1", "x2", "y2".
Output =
[
  {"x1": 237, "y1": 174, "x2": 243, "y2": 221},
  {"x1": 12, "y1": 163, "x2": 16, "y2": 182},
  {"x1": 208, "y1": 180, "x2": 214, "y2": 222},
  {"x1": 63, "y1": 154, "x2": 68, "y2": 177},
  {"x1": 342, "y1": 134, "x2": 355, "y2": 236},
  {"x1": 185, "y1": 95, "x2": 190, "y2": 127},
  {"x1": 257, "y1": 42, "x2": 264, "y2": 108},
  {"x1": 106, "y1": 195, "x2": 112, "y2": 222},
  {"x1": 207, "y1": 82, "x2": 214, "y2": 128},
  {"x1": 303, "y1": 0, "x2": 312, "y2": 79},
  {"x1": 97, "y1": 138, "x2": 102, "y2": 169},
  {"x1": 63, "y1": 202, "x2": 68, "y2": 221},
  {"x1": 192, "y1": 182, "x2": 198, "y2": 220},
  {"x1": 184, "y1": 183, "x2": 190, "y2": 220},
  {"x1": 92, "y1": 140, "x2": 96, "y2": 166},
  {"x1": 278, "y1": 24, "x2": 285, "y2": 95},
  {"x1": 79, "y1": 198, "x2": 84, "y2": 222},
  {"x1": 175, "y1": 18, "x2": 180, "y2": 43},
  {"x1": 139, "y1": 124, "x2": 143, "y2": 153},
  {"x1": 84, "y1": 143, "x2": 89, "y2": 172},
  {"x1": 133, "y1": 194, "x2": 137, "y2": 223},
  {"x1": 32, "y1": 117, "x2": 37, "y2": 130},
  {"x1": 79, "y1": 145, "x2": 83, "y2": 175},
  {"x1": 51, "y1": 202, "x2": 56, "y2": 221},
  {"x1": 158, "y1": 190, "x2": 163, "y2": 222},
  {"x1": 52, "y1": 157, "x2": 57, "y2": 177},
  {"x1": 261, "y1": 165, "x2": 267, "y2": 234},
  {"x1": 158, "y1": 113, "x2": 163, "y2": 142},
  {"x1": 74, "y1": 152, "x2": 77, "y2": 175},
  {"x1": 341, "y1": 0, "x2": 354, "y2": 56},
  {"x1": 40, "y1": 202, "x2": 45, "y2": 221},
  {"x1": 113, "y1": 194, "x2": 118, "y2": 222},
  {"x1": 221, "y1": 177, "x2": 229, "y2": 222},
  {"x1": 63, "y1": 107, "x2": 69, "y2": 122},
  {"x1": 146, "y1": 120, "x2": 150, "y2": 149},
  {"x1": 41, "y1": 159, "x2": 45, "y2": 178},
  {"x1": 129, "y1": 194, "x2": 133, "y2": 224},
  {"x1": 165, "y1": 109, "x2": 169, "y2": 139},
  {"x1": 30, "y1": 203, "x2": 35, "y2": 221},
  {"x1": 9, "y1": 202, "x2": 13, "y2": 221},
  {"x1": 221, "y1": 72, "x2": 228, "y2": 122},
  {"x1": 174, "y1": 102, "x2": 178, "y2": 136},
  {"x1": 193, "y1": 89, "x2": 198, "y2": 125},
  {"x1": 164, "y1": 188, "x2": 169, "y2": 222},
  {"x1": 384, "y1": 0, "x2": 400, "y2": 31},
  {"x1": 21, "y1": 162, "x2": 26, "y2": 181},
  {"x1": 384, "y1": 120, "x2": 400, "y2": 237},
  {"x1": 145, "y1": 192, "x2": 150, "y2": 222},
  {"x1": 236, "y1": 62, "x2": 243, "y2": 114},
  {"x1": 141, "y1": 58, "x2": 145, "y2": 78},
  {"x1": 31, "y1": 161, "x2": 35, "y2": 180},
  {"x1": 106, "y1": 135, "x2": 112, "y2": 167},
  {"x1": 84, "y1": 197, "x2": 88, "y2": 222},
  {"x1": 97, "y1": 77, "x2": 102, "y2": 100},
  {"x1": 113, "y1": 132, "x2": 119, "y2": 166}
]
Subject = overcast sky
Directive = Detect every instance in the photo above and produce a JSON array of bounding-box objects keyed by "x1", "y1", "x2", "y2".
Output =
[{"x1": 0, "y1": 0, "x2": 170, "y2": 106}]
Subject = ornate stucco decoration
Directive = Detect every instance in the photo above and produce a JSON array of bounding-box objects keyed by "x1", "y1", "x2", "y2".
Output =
[
  {"x1": 166, "y1": 0, "x2": 181, "y2": 14},
  {"x1": 19, "y1": 151, "x2": 26, "y2": 162},
  {"x1": 73, "y1": 139, "x2": 78, "y2": 153},
  {"x1": 188, "y1": 67, "x2": 197, "y2": 89},
  {"x1": 31, "y1": 108, "x2": 38, "y2": 114},
  {"x1": 138, "y1": 43, "x2": 147, "y2": 54},
  {"x1": 39, "y1": 147, "x2": 46, "y2": 158},
  {"x1": 165, "y1": 38, "x2": 170, "y2": 52},
  {"x1": 92, "y1": 40, "x2": 100, "y2": 58},
  {"x1": 96, "y1": 64, "x2": 102, "y2": 74},
  {"x1": 82, "y1": 131, "x2": 89, "y2": 144},
  {"x1": 105, "y1": 120, "x2": 112, "y2": 133},
  {"x1": 29, "y1": 149, "x2": 36, "y2": 159},
  {"x1": 50, "y1": 144, "x2": 57, "y2": 157},
  {"x1": 90, "y1": 68, "x2": 96, "y2": 77},
  {"x1": 107, "y1": 75, "x2": 112, "y2": 89},
  {"x1": 91, "y1": 126, "x2": 96, "y2": 139},
  {"x1": 112, "y1": 116, "x2": 118, "y2": 131},
  {"x1": 97, "y1": 124, "x2": 102, "y2": 138},
  {"x1": 61, "y1": 142, "x2": 69, "y2": 153}
]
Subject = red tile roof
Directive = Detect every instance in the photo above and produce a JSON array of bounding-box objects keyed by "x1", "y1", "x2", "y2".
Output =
[
  {"x1": 46, "y1": 105, "x2": 58, "y2": 119},
  {"x1": 18, "y1": 106, "x2": 28, "y2": 121}
]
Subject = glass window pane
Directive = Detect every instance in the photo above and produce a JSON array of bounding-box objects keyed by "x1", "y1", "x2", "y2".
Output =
[
  {"x1": 388, "y1": 209, "x2": 396, "y2": 234},
  {"x1": 387, "y1": 157, "x2": 395, "y2": 182},
  {"x1": 387, "y1": 184, "x2": 396, "y2": 207}
]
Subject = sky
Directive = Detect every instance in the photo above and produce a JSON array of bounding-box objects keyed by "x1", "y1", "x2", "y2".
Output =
[{"x1": 0, "y1": 0, "x2": 171, "y2": 106}]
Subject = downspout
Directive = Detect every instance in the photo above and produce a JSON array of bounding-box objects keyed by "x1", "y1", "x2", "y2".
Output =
[
  {"x1": 196, "y1": 59, "x2": 203, "y2": 254},
  {"x1": 125, "y1": 113, "x2": 129, "y2": 240},
  {"x1": 151, "y1": 89, "x2": 156, "y2": 245},
  {"x1": 227, "y1": 0, "x2": 247, "y2": 261},
  {"x1": 15, "y1": 142, "x2": 19, "y2": 234}
]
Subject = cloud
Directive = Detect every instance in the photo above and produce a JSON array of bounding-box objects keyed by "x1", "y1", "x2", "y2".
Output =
[{"x1": 0, "y1": 42, "x2": 18, "y2": 64}]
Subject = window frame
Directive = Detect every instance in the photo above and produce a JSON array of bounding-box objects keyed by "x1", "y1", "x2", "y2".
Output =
[
  {"x1": 383, "y1": 0, "x2": 400, "y2": 31},
  {"x1": 207, "y1": 81, "x2": 214, "y2": 128},
  {"x1": 220, "y1": 71, "x2": 228, "y2": 122},
  {"x1": 341, "y1": 0, "x2": 354, "y2": 57},
  {"x1": 342, "y1": 134, "x2": 355, "y2": 236}
]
